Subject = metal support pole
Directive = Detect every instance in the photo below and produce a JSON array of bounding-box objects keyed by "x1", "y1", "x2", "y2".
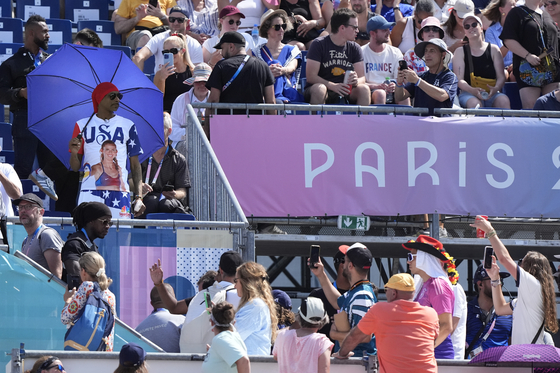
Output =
[{"x1": 430, "y1": 213, "x2": 439, "y2": 239}]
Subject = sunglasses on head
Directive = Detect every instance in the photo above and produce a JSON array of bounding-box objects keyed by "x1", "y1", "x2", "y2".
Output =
[
  {"x1": 169, "y1": 16, "x2": 186, "y2": 23},
  {"x1": 464, "y1": 21, "x2": 478, "y2": 30},
  {"x1": 39, "y1": 357, "x2": 64, "y2": 372},
  {"x1": 422, "y1": 26, "x2": 441, "y2": 33},
  {"x1": 97, "y1": 218, "x2": 113, "y2": 227},
  {"x1": 407, "y1": 253, "x2": 417, "y2": 261},
  {"x1": 108, "y1": 92, "x2": 123, "y2": 100},
  {"x1": 227, "y1": 19, "x2": 242, "y2": 26},
  {"x1": 272, "y1": 23, "x2": 288, "y2": 31},
  {"x1": 162, "y1": 48, "x2": 180, "y2": 55},
  {"x1": 545, "y1": 1, "x2": 558, "y2": 6}
]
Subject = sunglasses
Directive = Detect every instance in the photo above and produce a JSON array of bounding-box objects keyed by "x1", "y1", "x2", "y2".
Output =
[
  {"x1": 272, "y1": 23, "x2": 288, "y2": 31},
  {"x1": 334, "y1": 257, "x2": 345, "y2": 264},
  {"x1": 97, "y1": 218, "x2": 113, "y2": 227},
  {"x1": 422, "y1": 26, "x2": 441, "y2": 33},
  {"x1": 162, "y1": 48, "x2": 180, "y2": 55},
  {"x1": 464, "y1": 21, "x2": 479, "y2": 30},
  {"x1": 39, "y1": 357, "x2": 63, "y2": 372},
  {"x1": 108, "y1": 92, "x2": 123, "y2": 100},
  {"x1": 407, "y1": 253, "x2": 417, "y2": 261},
  {"x1": 169, "y1": 16, "x2": 186, "y2": 23},
  {"x1": 545, "y1": 1, "x2": 558, "y2": 6},
  {"x1": 345, "y1": 24, "x2": 359, "y2": 30},
  {"x1": 227, "y1": 19, "x2": 242, "y2": 26},
  {"x1": 233, "y1": 277, "x2": 239, "y2": 283},
  {"x1": 46, "y1": 364, "x2": 65, "y2": 372}
]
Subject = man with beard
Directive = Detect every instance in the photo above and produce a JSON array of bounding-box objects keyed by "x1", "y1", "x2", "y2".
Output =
[
  {"x1": 465, "y1": 265, "x2": 512, "y2": 359},
  {"x1": 0, "y1": 15, "x2": 53, "y2": 183},
  {"x1": 16, "y1": 193, "x2": 63, "y2": 278},
  {"x1": 351, "y1": 0, "x2": 375, "y2": 46},
  {"x1": 310, "y1": 242, "x2": 377, "y2": 356},
  {"x1": 61, "y1": 202, "x2": 113, "y2": 280}
]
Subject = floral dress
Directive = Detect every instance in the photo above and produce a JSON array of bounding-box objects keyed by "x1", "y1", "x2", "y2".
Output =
[{"x1": 61, "y1": 280, "x2": 117, "y2": 351}]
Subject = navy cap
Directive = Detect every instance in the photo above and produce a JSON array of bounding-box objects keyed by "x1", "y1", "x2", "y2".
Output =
[
  {"x1": 119, "y1": 343, "x2": 146, "y2": 367},
  {"x1": 473, "y1": 264, "x2": 510, "y2": 285},
  {"x1": 169, "y1": 6, "x2": 189, "y2": 18},
  {"x1": 272, "y1": 289, "x2": 292, "y2": 310},
  {"x1": 366, "y1": 15, "x2": 395, "y2": 33}
]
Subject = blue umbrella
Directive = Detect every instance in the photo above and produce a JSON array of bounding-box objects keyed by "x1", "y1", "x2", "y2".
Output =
[{"x1": 26, "y1": 43, "x2": 164, "y2": 168}]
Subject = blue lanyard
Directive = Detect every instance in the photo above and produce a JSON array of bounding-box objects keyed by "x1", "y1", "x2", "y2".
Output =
[
  {"x1": 81, "y1": 228, "x2": 92, "y2": 243},
  {"x1": 145, "y1": 146, "x2": 169, "y2": 186},
  {"x1": 222, "y1": 55, "x2": 250, "y2": 92},
  {"x1": 23, "y1": 224, "x2": 43, "y2": 255}
]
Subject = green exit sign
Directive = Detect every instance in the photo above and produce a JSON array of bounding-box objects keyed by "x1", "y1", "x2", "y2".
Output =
[{"x1": 337, "y1": 215, "x2": 371, "y2": 230}]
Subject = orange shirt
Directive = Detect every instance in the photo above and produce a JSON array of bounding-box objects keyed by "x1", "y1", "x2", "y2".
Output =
[
  {"x1": 357, "y1": 299, "x2": 439, "y2": 373},
  {"x1": 116, "y1": 0, "x2": 177, "y2": 37}
]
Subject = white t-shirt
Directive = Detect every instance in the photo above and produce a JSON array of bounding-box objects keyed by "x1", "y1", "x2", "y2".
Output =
[
  {"x1": 0, "y1": 163, "x2": 21, "y2": 217},
  {"x1": 74, "y1": 115, "x2": 142, "y2": 193},
  {"x1": 451, "y1": 283, "x2": 467, "y2": 359},
  {"x1": 145, "y1": 30, "x2": 204, "y2": 74},
  {"x1": 431, "y1": 0, "x2": 455, "y2": 23},
  {"x1": 202, "y1": 32, "x2": 255, "y2": 56},
  {"x1": 512, "y1": 266, "x2": 545, "y2": 344},
  {"x1": 362, "y1": 43, "x2": 403, "y2": 84},
  {"x1": 169, "y1": 89, "x2": 210, "y2": 147}
]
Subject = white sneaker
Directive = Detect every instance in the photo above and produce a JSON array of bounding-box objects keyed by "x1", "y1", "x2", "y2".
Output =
[{"x1": 29, "y1": 169, "x2": 58, "y2": 201}]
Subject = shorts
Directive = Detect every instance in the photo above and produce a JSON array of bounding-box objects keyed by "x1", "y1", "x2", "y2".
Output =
[
  {"x1": 458, "y1": 91, "x2": 507, "y2": 108},
  {"x1": 126, "y1": 30, "x2": 152, "y2": 51},
  {"x1": 303, "y1": 84, "x2": 350, "y2": 104}
]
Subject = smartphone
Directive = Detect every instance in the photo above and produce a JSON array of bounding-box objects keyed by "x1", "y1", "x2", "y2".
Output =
[
  {"x1": 67, "y1": 275, "x2": 81, "y2": 290},
  {"x1": 463, "y1": 36, "x2": 469, "y2": 43},
  {"x1": 163, "y1": 52, "x2": 174, "y2": 68},
  {"x1": 204, "y1": 292, "x2": 212, "y2": 314},
  {"x1": 483, "y1": 246, "x2": 494, "y2": 269},
  {"x1": 149, "y1": 0, "x2": 158, "y2": 7},
  {"x1": 398, "y1": 60, "x2": 408, "y2": 71},
  {"x1": 309, "y1": 245, "x2": 320, "y2": 268},
  {"x1": 163, "y1": 184, "x2": 174, "y2": 191}
]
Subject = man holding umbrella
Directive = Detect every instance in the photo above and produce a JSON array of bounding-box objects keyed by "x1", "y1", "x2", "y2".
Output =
[{"x1": 69, "y1": 82, "x2": 146, "y2": 219}]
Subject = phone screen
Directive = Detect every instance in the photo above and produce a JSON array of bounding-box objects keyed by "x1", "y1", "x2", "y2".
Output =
[
  {"x1": 398, "y1": 60, "x2": 408, "y2": 70},
  {"x1": 309, "y1": 245, "x2": 320, "y2": 268},
  {"x1": 483, "y1": 246, "x2": 494, "y2": 269}
]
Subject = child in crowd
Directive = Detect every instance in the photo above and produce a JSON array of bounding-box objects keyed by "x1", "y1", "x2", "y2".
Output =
[
  {"x1": 273, "y1": 297, "x2": 334, "y2": 373},
  {"x1": 202, "y1": 301, "x2": 250, "y2": 373},
  {"x1": 273, "y1": 289, "x2": 296, "y2": 329},
  {"x1": 114, "y1": 343, "x2": 149, "y2": 373}
]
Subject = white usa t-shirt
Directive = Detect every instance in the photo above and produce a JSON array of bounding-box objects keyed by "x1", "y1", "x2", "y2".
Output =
[
  {"x1": 362, "y1": 43, "x2": 403, "y2": 85},
  {"x1": 73, "y1": 115, "x2": 143, "y2": 193}
]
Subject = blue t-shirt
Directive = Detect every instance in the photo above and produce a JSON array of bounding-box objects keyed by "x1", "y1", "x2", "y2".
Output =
[
  {"x1": 533, "y1": 90, "x2": 560, "y2": 111},
  {"x1": 465, "y1": 296, "x2": 512, "y2": 355},
  {"x1": 484, "y1": 22, "x2": 513, "y2": 67},
  {"x1": 202, "y1": 330, "x2": 247, "y2": 373},
  {"x1": 404, "y1": 68, "x2": 458, "y2": 116},
  {"x1": 336, "y1": 281, "x2": 377, "y2": 355},
  {"x1": 234, "y1": 298, "x2": 272, "y2": 355},
  {"x1": 370, "y1": 4, "x2": 414, "y2": 23}
]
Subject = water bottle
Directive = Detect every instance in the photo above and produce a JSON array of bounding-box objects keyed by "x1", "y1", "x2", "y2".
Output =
[
  {"x1": 385, "y1": 77, "x2": 394, "y2": 104},
  {"x1": 252, "y1": 24, "x2": 259, "y2": 45}
]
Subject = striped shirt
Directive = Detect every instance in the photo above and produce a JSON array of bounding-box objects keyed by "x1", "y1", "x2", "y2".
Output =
[
  {"x1": 177, "y1": 0, "x2": 220, "y2": 36},
  {"x1": 337, "y1": 280, "x2": 377, "y2": 355}
]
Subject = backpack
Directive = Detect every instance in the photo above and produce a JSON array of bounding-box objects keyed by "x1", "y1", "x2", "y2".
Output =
[{"x1": 64, "y1": 283, "x2": 115, "y2": 351}]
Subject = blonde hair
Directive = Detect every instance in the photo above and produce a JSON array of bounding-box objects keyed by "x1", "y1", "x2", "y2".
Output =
[
  {"x1": 236, "y1": 262, "x2": 279, "y2": 342},
  {"x1": 79, "y1": 252, "x2": 113, "y2": 291},
  {"x1": 164, "y1": 34, "x2": 195, "y2": 73}
]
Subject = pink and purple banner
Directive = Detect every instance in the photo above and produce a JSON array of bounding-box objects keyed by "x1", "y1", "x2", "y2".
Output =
[{"x1": 212, "y1": 115, "x2": 560, "y2": 218}]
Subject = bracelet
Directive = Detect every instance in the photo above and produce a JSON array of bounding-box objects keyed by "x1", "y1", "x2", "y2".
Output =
[
  {"x1": 415, "y1": 78, "x2": 421, "y2": 87},
  {"x1": 491, "y1": 279, "x2": 500, "y2": 288},
  {"x1": 487, "y1": 230, "x2": 497, "y2": 238},
  {"x1": 134, "y1": 195, "x2": 143, "y2": 201},
  {"x1": 525, "y1": 51, "x2": 530, "y2": 59},
  {"x1": 393, "y1": 6, "x2": 401, "y2": 11}
]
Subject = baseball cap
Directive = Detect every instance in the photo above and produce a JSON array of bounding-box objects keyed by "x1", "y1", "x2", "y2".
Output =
[
  {"x1": 453, "y1": 0, "x2": 476, "y2": 18},
  {"x1": 213, "y1": 31, "x2": 246, "y2": 49},
  {"x1": 462, "y1": 13, "x2": 482, "y2": 27},
  {"x1": 366, "y1": 15, "x2": 395, "y2": 33},
  {"x1": 414, "y1": 38, "x2": 453, "y2": 65},
  {"x1": 184, "y1": 63, "x2": 212, "y2": 85},
  {"x1": 473, "y1": 264, "x2": 510, "y2": 285},
  {"x1": 339, "y1": 242, "x2": 372, "y2": 270},
  {"x1": 298, "y1": 297, "x2": 327, "y2": 324},
  {"x1": 418, "y1": 16, "x2": 444, "y2": 41},
  {"x1": 384, "y1": 273, "x2": 415, "y2": 292},
  {"x1": 119, "y1": 343, "x2": 146, "y2": 367},
  {"x1": 272, "y1": 289, "x2": 292, "y2": 310},
  {"x1": 219, "y1": 5, "x2": 245, "y2": 19},
  {"x1": 402, "y1": 235, "x2": 449, "y2": 262},
  {"x1": 219, "y1": 250, "x2": 243, "y2": 276},
  {"x1": 14, "y1": 193, "x2": 43, "y2": 208},
  {"x1": 169, "y1": 6, "x2": 189, "y2": 18}
]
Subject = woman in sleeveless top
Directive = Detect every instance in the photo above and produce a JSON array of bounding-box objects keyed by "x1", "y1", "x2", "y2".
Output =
[
  {"x1": 453, "y1": 14, "x2": 510, "y2": 108},
  {"x1": 391, "y1": 0, "x2": 435, "y2": 53},
  {"x1": 91, "y1": 140, "x2": 127, "y2": 192}
]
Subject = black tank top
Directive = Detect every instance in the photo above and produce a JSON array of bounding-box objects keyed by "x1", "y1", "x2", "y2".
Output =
[
  {"x1": 464, "y1": 43, "x2": 497, "y2": 86},
  {"x1": 280, "y1": 0, "x2": 312, "y2": 20}
]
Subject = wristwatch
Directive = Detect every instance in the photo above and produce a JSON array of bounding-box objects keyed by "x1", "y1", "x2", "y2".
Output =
[{"x1": 393, "y1": 7, "x2": 401, "y2": 12}]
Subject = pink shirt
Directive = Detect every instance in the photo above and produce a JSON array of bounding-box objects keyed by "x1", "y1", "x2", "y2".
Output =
[
  {"x1": 415, "y1": 277, "x2": 455, "y2": 315},
  {"x1": 273, "y1": 329, "x2": 333, "y2": 373}
]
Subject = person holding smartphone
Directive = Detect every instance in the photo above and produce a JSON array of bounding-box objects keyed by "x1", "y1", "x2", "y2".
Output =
[{"x1": 137, "y1": 112, "x2": 191, "y2": 218}]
